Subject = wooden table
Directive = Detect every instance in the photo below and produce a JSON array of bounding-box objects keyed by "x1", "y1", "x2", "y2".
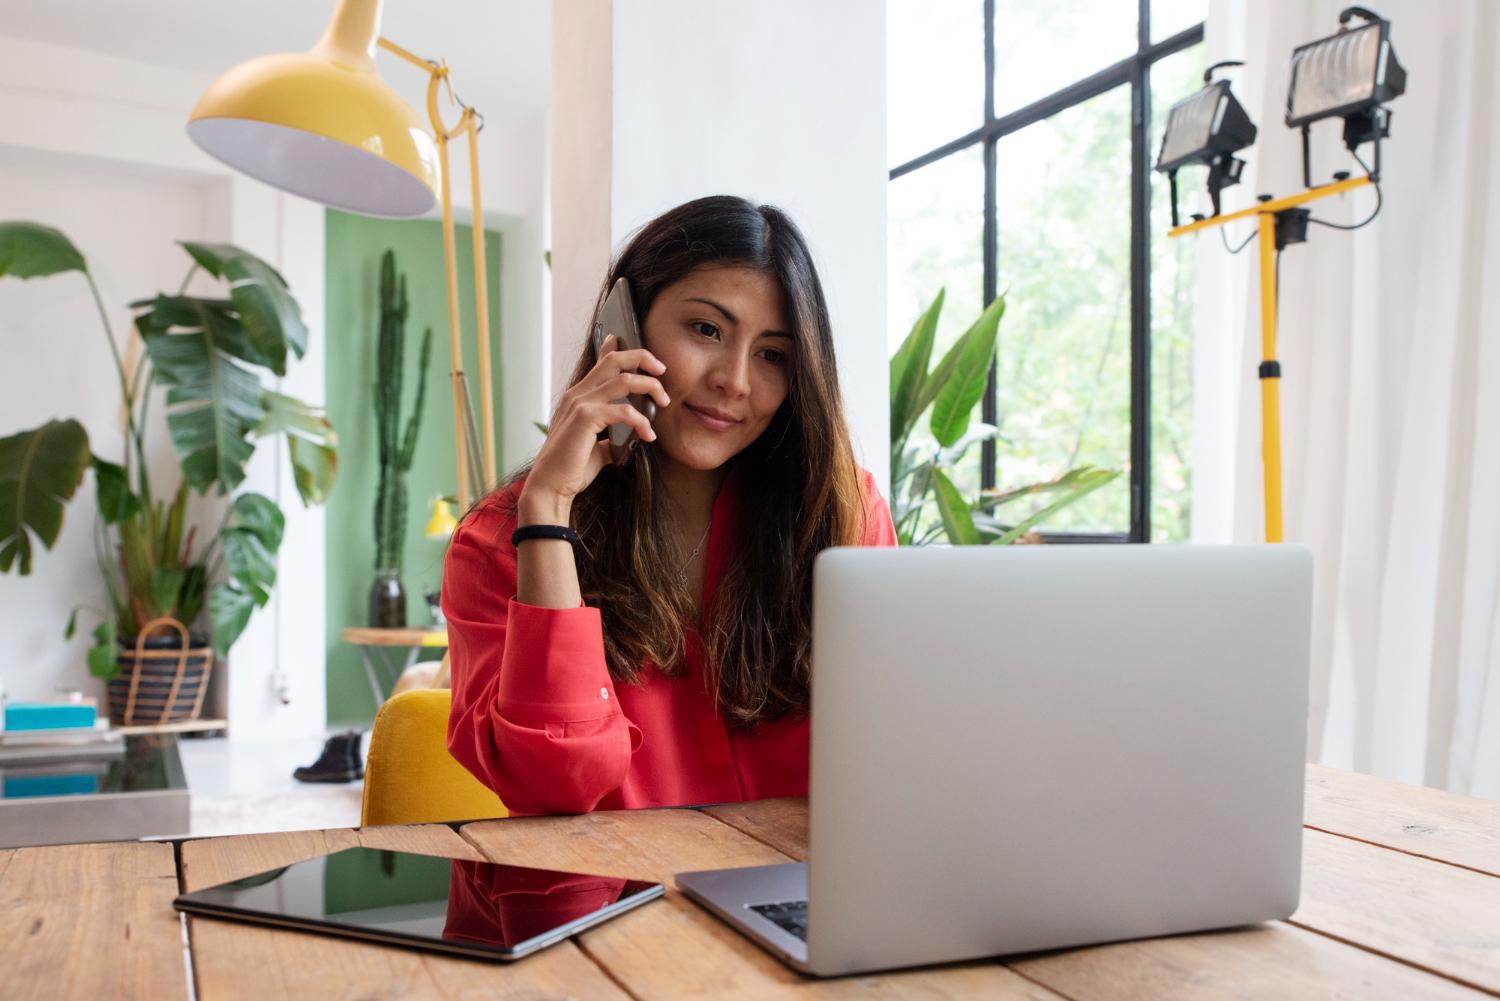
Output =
[{"x1": 6, "y1": 763, "x2": 1500, "y2": 1000}]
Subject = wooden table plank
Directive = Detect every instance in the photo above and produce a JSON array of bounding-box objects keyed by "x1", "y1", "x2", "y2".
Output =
[
  {"x1": 461, "y1": 808, "x2": 1054, "y2": 1000},
  {"x1": 0, "y1": 841, "x2": 186, "y2": 1001},
  {"x1": 705, "y1": 797, "x2": 809, "y2": 860},
  {"x1": 1290, "y1": 828, "x2": 1500, "y2": 994},
  {"x1": 1306, "y1": 763, "x2": 1500, "y2": 876},
  {"x1": 1012, "y1": 922, "x2": 1494, "y2": 1001},
  {"x1": 184, "y1": 823, "x2": 631, "y2": 1001}
]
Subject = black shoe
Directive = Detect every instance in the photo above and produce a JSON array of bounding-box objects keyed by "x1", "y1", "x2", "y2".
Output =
[{"x1": 293, "y1": 731, "x2": 365, "y2": 783}]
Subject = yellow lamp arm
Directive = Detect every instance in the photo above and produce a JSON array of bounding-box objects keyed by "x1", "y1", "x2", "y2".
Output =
[{"x1": 374, "y1": 36, "x2": 497, "y2": 510}]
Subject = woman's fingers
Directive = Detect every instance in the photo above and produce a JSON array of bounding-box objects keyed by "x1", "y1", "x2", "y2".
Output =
[
  {"x1": 586, "y1": 371, "x2": 670, "y2": 409},
  {"x1": 593, "y1": 342, "x2": 665, "y2": 378},
  {"x1": 601, "y1": 401, "x2": 657, "y2": 441}
]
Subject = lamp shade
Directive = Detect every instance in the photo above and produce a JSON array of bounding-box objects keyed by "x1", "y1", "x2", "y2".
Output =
[{"x1": 187, "y1": 0, "x2": 439, "y2": 219}]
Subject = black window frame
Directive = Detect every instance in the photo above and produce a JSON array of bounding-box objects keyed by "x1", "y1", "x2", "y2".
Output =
[{"x1": 890, "y1": 0, "x2": 1204, "y2": 543}]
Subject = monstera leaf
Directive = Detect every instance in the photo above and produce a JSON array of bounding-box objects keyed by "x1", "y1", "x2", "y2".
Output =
[
  {"x1": 0, "y1": 222, "x2": 87, "y2": 279},
  {"x1": 181, "y1": 242, "x2": 306, "y2": 376},
  {"x1": 0, "y1": 420, "x2": 91, "y2": 574},
  {"x1": 136, "y1": 295, "x2": 266, "y2": 496},
  {"x1": 210, "y1": 492, "x2": 284, "y2": 656}
]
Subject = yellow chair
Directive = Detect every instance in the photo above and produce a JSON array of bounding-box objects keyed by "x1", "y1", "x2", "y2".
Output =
[{"x1": 361, "y1": 688, "x2": 509, "y2": 826}]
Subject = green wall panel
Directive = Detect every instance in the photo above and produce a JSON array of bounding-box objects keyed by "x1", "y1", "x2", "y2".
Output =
[{"x1": 324, "y1": 210, "x2": 501, "y2": 726}]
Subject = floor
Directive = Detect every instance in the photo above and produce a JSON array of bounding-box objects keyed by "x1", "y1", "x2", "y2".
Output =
[{"x1": 177, "y1": 733, "x2": 369, "y2": 837}]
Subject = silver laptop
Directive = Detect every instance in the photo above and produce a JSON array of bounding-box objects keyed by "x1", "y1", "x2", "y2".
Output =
[{"x1": 677, "y1": 544, "x2": 1312, "y2": 977}]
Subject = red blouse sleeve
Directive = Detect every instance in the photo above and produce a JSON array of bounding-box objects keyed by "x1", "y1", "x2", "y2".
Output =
[
  {"x1": 443, "y1": 497, "x2": 641, "y2": 815},
  {"x1": 860, "y1": 468, "x2": 899, "y2": 547}
]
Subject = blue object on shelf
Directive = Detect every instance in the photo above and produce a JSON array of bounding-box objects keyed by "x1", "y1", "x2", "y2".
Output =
[
  {"x1": 4, "y1": 702, "x2": 96, "y2": 731},
  {"x1": 4, "y1": 773, "x2": 100, "y2": 798}
]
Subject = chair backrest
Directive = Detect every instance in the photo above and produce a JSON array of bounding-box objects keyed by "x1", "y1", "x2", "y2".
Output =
[{"x1": 361, "y1": 688, "x2": 508, "y2": 826}]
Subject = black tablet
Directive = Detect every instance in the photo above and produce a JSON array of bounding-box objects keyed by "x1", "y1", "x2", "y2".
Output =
[{"x1": 174, "y1": 846, "x2": 664, "y2": 961}]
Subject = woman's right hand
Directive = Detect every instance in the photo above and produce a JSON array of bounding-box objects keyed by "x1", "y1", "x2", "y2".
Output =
[{"x1": 518, "y1": 335, "x2": 670, "y2": 526}]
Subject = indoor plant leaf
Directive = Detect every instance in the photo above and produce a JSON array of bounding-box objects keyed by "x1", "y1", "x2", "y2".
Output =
[
  {"x1": 220, "y1": 529, "x2": 276, "y2": 607},
  {"x1": 991, "y1": 468, "x2": 1121, "y2": 545},
  {"x1": 928, "y1": 295, "x2": 1005, "y2": 449},
  {"x1": 890, "y1": 288, "x2": 944, "y2": 448},
  {"x1": 181, "y1": 242, "x2": 307, "y2": 377},
  {"x1": 137, "y1": 299, "x2": 266, "y2": 495},
  {"x1": 287, "y1": 437, "x2": 338, "y2": 506},
  {"x1": 227, "y1": 491, "x2": 285, "y2": 551},
  {"x1": 209, "y1": 583, "x2": 256, "y2": 658},
  {"x1": 86, "y1": 618, "x2": 120, "y2": 680},
  {"x1": 92, "y1": 456, "x2": 142, "y2": 525},
  {"x1": 256, "y1": 390, "x2": 339, "y2": 506},
  {"x1": 0, "y1": 419, "x2": 92, "y2": 574},
  {"x1": 933, "y1": 468, "x2": 983, "y2": 546},
  {"x1": 0, "y1": 221, "x2": 87, "y2": 279},
  {"x1": 149, "y1": 565, "x2": 187, "y2": 617}
]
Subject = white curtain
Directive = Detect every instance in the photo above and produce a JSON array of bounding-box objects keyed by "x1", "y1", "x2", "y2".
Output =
[{"x1": 1195, "y1": 0, "x2": 1500, "y2": 795}]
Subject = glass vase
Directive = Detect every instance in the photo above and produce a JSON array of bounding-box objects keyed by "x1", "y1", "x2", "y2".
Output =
[{"x1": 369, "y1": 569, "x2": 407, "y2": 628}]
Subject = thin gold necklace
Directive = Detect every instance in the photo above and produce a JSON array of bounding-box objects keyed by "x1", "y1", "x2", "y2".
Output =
[{"x1": 677, "y1": 522, "x2": 712, "y2": 588}]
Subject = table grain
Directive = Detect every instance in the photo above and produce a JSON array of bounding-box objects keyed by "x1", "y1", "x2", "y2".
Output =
[{"x1": 4, "y1": 764, "x2": 1499, "y2": 1000}]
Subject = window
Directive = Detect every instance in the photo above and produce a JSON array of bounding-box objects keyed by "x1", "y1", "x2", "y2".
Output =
[{"x1": 889, "y1": 0, "x2": 1205, "y2": 542}]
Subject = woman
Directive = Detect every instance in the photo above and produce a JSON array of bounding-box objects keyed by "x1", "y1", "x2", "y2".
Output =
[{"x1": 444, "y1": 195, "x2": 896, "y2": 816}]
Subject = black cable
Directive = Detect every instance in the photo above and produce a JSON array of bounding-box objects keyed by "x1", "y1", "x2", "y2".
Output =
[
  {"x1": 1308, "y1": 149, "x2": 1383, "y2": 230},
  {"x1": 1221, "y1": 226, "x2": 1257, "y2": 254}
]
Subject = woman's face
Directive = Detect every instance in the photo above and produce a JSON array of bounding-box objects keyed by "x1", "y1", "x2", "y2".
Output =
[{"x1": 640, "y1": 265, "x2": 795, "y2": 472}]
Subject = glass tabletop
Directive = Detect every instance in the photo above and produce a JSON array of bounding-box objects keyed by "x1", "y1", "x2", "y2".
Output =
[{"x1": 0, "y1": 733, "x2": 186, "y2": 800}]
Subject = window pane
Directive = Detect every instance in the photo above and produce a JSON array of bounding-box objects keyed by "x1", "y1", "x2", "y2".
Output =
[
  {"x1": 993, "y1": 0, "x2": 1137, "y2": 119},
  {"x1": 1150, "y1": 44, "x2": 1206, "y2": 541},
  {"x1": 994, "y1": 84, "x2": 1131, "y2": 533},
  {"x1": 1150, "y1": 0, "x2": 1208, "y2": 44},
  {"x1": 888, "y1": 145, "x2": 985, "y2": 505},
  {"x1": 888, "y1": 0, "x2": 985, "y2": 168}
]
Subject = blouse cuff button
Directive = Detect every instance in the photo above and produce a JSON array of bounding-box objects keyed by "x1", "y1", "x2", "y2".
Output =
[{"x1": 600, "y1": 687, "x2": 609, "y2": 700}]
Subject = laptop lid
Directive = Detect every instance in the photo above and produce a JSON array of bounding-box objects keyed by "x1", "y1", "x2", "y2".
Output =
[{"x1": 807, "y1": 544, "x2": 1311, "y2": 976}]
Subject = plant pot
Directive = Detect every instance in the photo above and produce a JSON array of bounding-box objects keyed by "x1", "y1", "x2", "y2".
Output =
[
  {"x1": 369, "y1": 569, "x2": 407, "y2": 628},
  {"x1": 106, "y1": 618, "x2": 214, "y2": 726}
]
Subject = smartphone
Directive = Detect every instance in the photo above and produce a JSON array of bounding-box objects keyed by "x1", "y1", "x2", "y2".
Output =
[{"x1": 592, "y1": 277, "x2": 658, "y2": 467}]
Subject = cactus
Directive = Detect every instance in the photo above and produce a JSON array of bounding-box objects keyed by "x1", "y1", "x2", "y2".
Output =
[{"x1": 372, "y1": 250, "x2": 432, "y2": 573}]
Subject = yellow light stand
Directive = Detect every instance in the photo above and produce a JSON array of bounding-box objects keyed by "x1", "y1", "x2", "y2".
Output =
[{"x1": 1168, "y1": 174, "x2": 1372, "y2": 543}]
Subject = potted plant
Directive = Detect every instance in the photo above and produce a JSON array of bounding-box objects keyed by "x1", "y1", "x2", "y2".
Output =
[
  {"x1": 0, "y1": 221, "x2": 337, "y2": 724},
  {"x1": 890, "y1": 289, "x2": 1118, "y2": 545},
  {"x1": 369, "y1": 250, "x2": 432, "y2": 628}
]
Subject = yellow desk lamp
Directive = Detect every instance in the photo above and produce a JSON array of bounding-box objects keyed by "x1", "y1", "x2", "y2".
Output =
[
  {"x1": 1157, "y1": 7, "x2": 1404, "y2": 543},
  {"x1": 187, "y1": 0, "x2": 496, "y2": 512}
]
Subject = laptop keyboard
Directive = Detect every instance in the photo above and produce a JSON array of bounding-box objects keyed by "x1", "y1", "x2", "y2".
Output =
[{"x1": 749, "y1": 900, "x2": 808, "y2": 941}]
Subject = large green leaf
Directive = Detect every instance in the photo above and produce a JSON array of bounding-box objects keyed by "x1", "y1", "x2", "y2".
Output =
[
  {"x1": 0, "y1": 222, "x2": 87, "y2": 278},
  {"x1": 933, "y1": 469, "x2": 982, "y2": 546},
  {"x1": 928, "y1": 295, "x2": 1005, "y2": 448},
  {"x1": 890, "y1": 289, "x2": 944, "y2": 448},
  {"x1": 257, "y1": 390, "x2": 339, "y2": 506},
  {"x1": 209, "y1": 583, "x2": 256, "y2": 658},
  {"x1": 138, "y1": 298, "x2": 266, "y2": 495},
  {"x1": 0, "y1": 419, "x2": 91, "y2": 574},
  {"x1": 92, "y1": 456, "x2": 142, "y2": 525},
  {"x1": 220, "y1": 529, "x2": 275, "y2": 606},
  {"x1": 181, "y1": 242, "x2": 306, "y2": 376},
  {"x1": 228, "y1": 491, "x2": 286, "y2": 551}
]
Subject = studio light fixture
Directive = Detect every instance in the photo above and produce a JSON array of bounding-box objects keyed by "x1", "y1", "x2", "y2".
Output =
[
  {"x1": 1155, "y1": 61, "x2": 1258, "y2": 227},
  {"x1": 1286, "y1": 6, "x2": 1406, "y2": 185}
]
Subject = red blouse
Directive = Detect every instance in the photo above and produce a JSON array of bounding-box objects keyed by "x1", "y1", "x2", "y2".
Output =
[{"x1": 444, "y1": 468, "x2": 897, "y2": 815}]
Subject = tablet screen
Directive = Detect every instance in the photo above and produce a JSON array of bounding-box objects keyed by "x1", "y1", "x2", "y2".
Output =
[{"x1": 175, "y1": 846, "x2": 662, "y2": 959}]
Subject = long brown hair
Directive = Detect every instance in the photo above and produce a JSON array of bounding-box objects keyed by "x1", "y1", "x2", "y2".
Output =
[{"x1": 502, "y1": 196, "x2": 866, "y2": 727}]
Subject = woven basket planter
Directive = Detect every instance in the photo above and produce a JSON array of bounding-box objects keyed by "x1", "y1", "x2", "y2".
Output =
[{"x1": 106, "y1": 617, "x2": 214, "y2": 726}]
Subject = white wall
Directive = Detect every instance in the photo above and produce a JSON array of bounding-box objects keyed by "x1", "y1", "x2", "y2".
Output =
[
  {"x1": 0, "y1": 35, "x2": 325, "y2": 739},
  {"x1": 551, "y1": 0, "x2": 890, "y2": 486}
]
